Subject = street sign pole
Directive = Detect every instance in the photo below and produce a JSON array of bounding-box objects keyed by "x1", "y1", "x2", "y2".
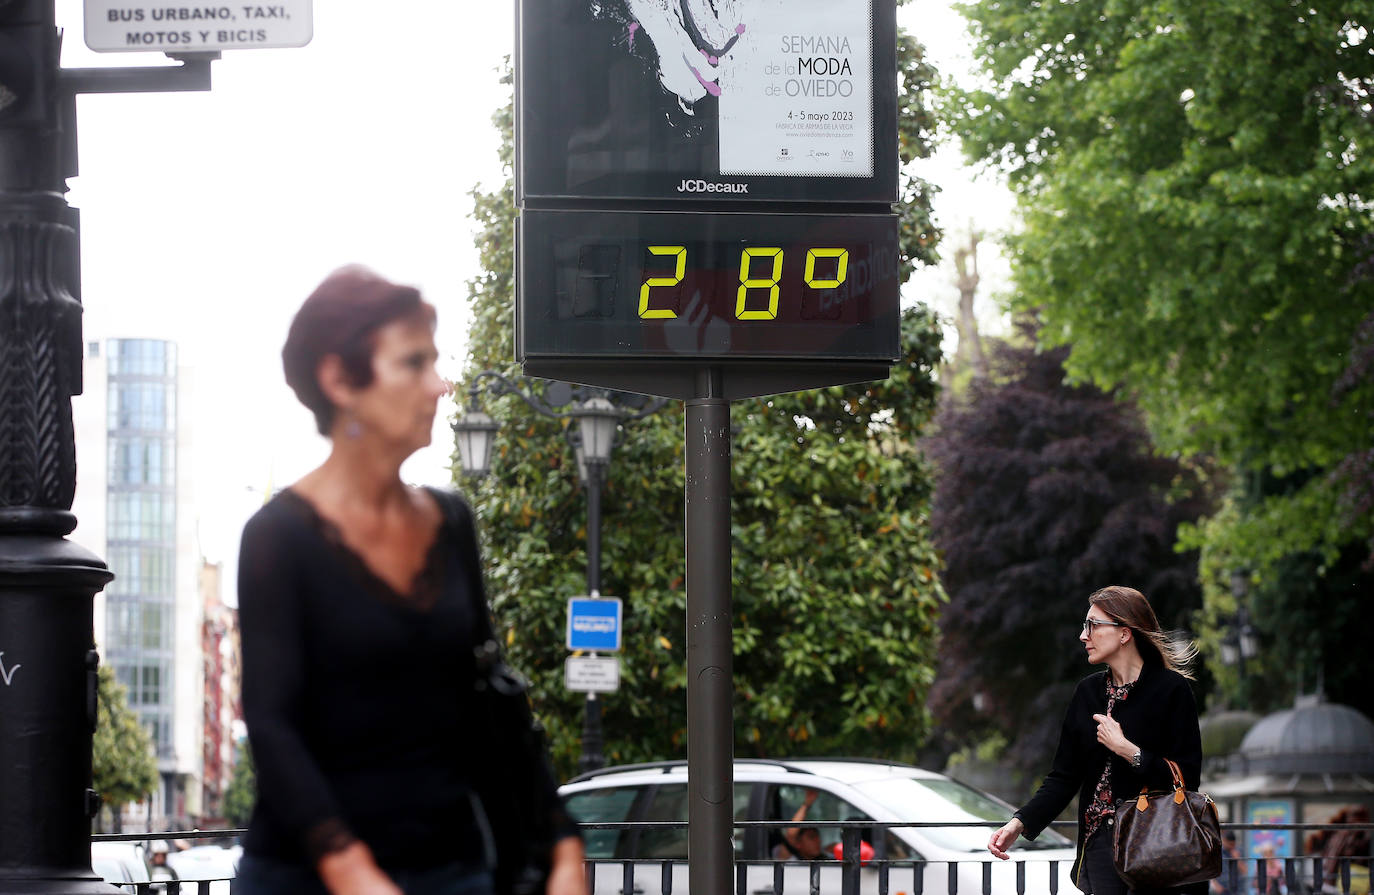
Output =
[
  {"x1": 685, "y1": 369, "x2": 733, "y2": 895},
  {"x1": 582, "y1": 457, "x2": 606, "y2": 772}
]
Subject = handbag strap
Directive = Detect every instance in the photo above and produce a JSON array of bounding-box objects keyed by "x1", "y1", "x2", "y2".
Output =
[
  {"x1": 1165, "y1": 759, "x2": 1186, "y2": 803},
  {"x1": 1133, "y1": 758, "x2": 1188, "y2": 810}
]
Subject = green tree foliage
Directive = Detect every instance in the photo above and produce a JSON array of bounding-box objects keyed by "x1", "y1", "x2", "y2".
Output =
[
  {"x1": 1191, "y1": 486, "x2": 1374, "y2": 717},
  {"x1": 946, "y1": 0, "x2": 1374, "y2": 707},
  {"x1": 92, "y1": 665, "x2": 157, "y2": 814},
  {"x1": 223, "y1": 741, "x2": 256, "y2": 828},
  {"x1": 457, "y1": 31, "x2": 947, "y2": 778},
  {"x1": 1332, "y1": 308, "x2": 1374, "y2": 561},
  {"x1": 462, "y1": 312, "x2": 945, "y2": 776},
  {"x1": 923, "y1": 331, "x2": 1208, "y2": 785}
]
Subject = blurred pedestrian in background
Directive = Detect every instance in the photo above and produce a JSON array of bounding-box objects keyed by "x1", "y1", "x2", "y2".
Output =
[
  {"x1": 1210, "y1": 831, "x2": 1246, "y2": 895},
  {"x1": 773, "y1": 789, "x2": 826, "y2": 861},
  {"x1": 234, "y1": 267, "x2": 586, "y2": 895},
  {"x1": 987, "y1": 585, "x2": 1203, "y2": 895},
  {"x1": 1319, "y1": 806, "x2": 1371, "y2": 895},
  {"x1": 148, "y1": 840, "x2": 178, "y2": 895},
  {"x1": 1256, "y1": 844, "x2": 1286, "y2": 895}
]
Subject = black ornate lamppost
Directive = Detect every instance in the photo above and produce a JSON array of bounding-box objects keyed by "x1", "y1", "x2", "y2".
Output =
[
  {"x1": 2, "y1": 3, "x2": 215, "y2": 891},
  {"x1": 452, "y1": 372, "x2": 666, "y2": 773},
  {"x1": 1220, "y1": 571, "x2": 1260, "y2": 710}
]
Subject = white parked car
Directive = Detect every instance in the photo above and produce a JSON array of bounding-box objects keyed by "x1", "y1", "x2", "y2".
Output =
[
  {"x1": 166, "y1": 843, "x2": 241, "y2": 895},
  {"x1": 90, "y1": 842, "x2": 151, "y2": 894},
  {"x1": 559, "y1": 758, "x2": 1082, "y2": 895}
]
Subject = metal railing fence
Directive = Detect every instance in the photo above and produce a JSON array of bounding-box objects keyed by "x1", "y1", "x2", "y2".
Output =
[{"x1": 90, "y1": 821, "x2": 1373, "y2": 895}]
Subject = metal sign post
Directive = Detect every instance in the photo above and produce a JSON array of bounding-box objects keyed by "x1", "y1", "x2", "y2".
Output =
[{"x1": 684, "y1": 370, "x2": 734, "y2": 894}]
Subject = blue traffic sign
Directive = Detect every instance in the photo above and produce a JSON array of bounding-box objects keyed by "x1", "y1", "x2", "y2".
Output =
[{"x1": 567, "y1": 597, "x2": 622, "y2": 652}]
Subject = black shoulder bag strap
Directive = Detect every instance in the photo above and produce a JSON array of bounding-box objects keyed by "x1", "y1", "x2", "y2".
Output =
[{"x1": 429, "y1": 488, "x2": 556, "y2": 895}]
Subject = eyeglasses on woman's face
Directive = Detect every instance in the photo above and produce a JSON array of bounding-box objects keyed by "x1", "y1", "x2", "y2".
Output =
[{"x1": 1082, "y1": 617, "x2": 1127, "y2": 634}]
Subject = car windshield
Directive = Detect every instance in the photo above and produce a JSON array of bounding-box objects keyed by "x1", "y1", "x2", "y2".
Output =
[{"x1": 849, "y1": 777, "x2": 1073, "y2": 853}]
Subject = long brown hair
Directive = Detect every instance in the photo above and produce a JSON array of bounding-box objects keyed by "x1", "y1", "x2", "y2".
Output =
[{"x1": 1089, "y1": 585, "x2": 1198, "y2": 679}]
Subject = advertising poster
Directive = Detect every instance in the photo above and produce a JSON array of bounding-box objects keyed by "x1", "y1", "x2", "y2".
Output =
[
  {"x1": 518, "y1": 0, "x2": 896, "y2": 203},
  {"x1": 715, "y1": 0, "x2": 873, "y2": 177},
  {"x1": 627, "y1": 0, "x2": 874, "y2": 177},
  {"x1": 1247, "y1": 800, "x2": 1293, "y2": 858}
]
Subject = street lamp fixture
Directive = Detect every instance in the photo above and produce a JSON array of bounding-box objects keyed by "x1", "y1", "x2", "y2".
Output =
[
  {"x1": 576, "y1": 397, "x2": 621, "y2": 465},
  {"x1": 452, "y1": 403, "x2": 499, "y2": 478},
  {"x1": 1221, "y1": 570, "x2": 1259, "y2": 707},
  {"x1": 1220, "y1": 612, "x2": 1259, "y2": 665},
  {"x1": 451, "y1": 370, "x2": 666, "y2": 772}
]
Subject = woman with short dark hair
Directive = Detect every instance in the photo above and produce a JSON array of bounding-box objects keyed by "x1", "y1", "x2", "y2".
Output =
[
  {"x1": 234, "y1": 266, "x2": 586, "y2": 895},
  {"x1": 987, "y1": 585, "x2": 1203, "y2": 895}
]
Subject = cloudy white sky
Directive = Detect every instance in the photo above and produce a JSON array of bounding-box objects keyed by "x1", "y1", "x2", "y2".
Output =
[{"x1": 53, "y1": 0, "x2": 1015, "y2": 595}]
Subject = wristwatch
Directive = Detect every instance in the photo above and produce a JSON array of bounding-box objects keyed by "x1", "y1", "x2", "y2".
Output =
[{"x1": 1130, "y1": 749, "x2": 1143, "y2": 768}]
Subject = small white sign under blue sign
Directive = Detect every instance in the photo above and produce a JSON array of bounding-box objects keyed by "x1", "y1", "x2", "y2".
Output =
[{"x1": 567, "y1": 597, "x2": 622, "y2": 652}]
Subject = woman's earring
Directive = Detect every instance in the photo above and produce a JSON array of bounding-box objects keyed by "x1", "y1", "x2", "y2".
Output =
[{"x1": 344, "y1": 414, "x2": 363, "y2": 439}]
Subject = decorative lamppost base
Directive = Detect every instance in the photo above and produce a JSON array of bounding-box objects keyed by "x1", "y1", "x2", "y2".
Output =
[{"x1": 0, "y1": 512, "x2": 119, "y2": 895}]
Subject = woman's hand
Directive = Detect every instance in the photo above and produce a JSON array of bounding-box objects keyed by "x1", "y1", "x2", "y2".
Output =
[
  {"x1": 546, "y1": 836, "x2": 589, "y2": 895},
  {"x1": 1091, "y1": 712, "x2": 1138, "y2": 760},
  {"x1": 988, "y1": 817, "x2": 1024, "y2": 860},
  {"x1": 316, "y1": 842, "x2": 403, "y2": 895}
]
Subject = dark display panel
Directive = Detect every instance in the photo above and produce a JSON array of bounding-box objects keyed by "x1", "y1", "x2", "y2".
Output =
[
  {"x1": 517, "y1": 209, "x2": 900, "y2": 362},
  {"x1": 516, "y1": 0, "x2": 898, "y2": 204}
]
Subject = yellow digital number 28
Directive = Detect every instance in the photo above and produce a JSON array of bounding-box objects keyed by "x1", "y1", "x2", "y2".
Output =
[{"x1": 640, "y1": 245, "x2": 850, "y2": 321}]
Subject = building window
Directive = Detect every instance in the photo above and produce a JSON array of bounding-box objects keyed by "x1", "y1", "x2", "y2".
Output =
[
  {"x1": 108, "y1": 339, "x2": 175, "y2": 377},
  {"x1": 141, "y1": 603, "x2": 167, "y2": 651},
  {"x1": 107, "y1": 545, "x2": 175, "y2": 597},
  {"x1": 140, "y1": 665, "x2": 161, "y2": 705},
  {"x1": 108, "y1": 381, "x2": 175, "y2": 432},
  {"x1": 158, "y1": 717, "x2": 172, "y2": 756},
  {"x1": 107, "y1": 600, "x2": 132, "y2": 649},
  {"x1": 140, "y1": 715, "x2": 172, "y2": 756},
  {"x1": 108, "y1": 436, "x2": 175, "y2": 486},
  {"x1": 107, "y1": 492, "x2": 176, "y2": 542}
]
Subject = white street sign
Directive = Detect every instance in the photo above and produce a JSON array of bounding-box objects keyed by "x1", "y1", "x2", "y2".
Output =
[
  {"x1": 565, "y1": 655, "x2": 619, "y2": 693},
  {"x1": 84, "y1": 2, "x2": 313, "y2": 53}
]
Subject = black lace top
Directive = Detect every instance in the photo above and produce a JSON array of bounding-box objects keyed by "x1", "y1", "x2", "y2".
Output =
[{"x1": 237, "y1": 486, "x2": 560, "y2": 869}]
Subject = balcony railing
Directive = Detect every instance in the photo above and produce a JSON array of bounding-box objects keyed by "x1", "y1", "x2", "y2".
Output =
[{"x1": 91, "y1": 822, "x2": 1372, "y2": 895}]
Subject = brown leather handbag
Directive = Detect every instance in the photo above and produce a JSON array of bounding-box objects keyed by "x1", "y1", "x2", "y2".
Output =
[{"x1": 1112, "y1": 758, "x2": 1224, "y2": 889}]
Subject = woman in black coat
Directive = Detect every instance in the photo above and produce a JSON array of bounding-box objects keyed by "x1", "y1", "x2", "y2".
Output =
[{"x1": 987, "y1": 585, "x2": 1203, "y2": 895}]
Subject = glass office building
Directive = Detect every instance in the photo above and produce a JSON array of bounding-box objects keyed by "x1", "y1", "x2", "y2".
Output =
[{"x1": 103, "y1": 339, "x2": 178, "y2": 759}]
